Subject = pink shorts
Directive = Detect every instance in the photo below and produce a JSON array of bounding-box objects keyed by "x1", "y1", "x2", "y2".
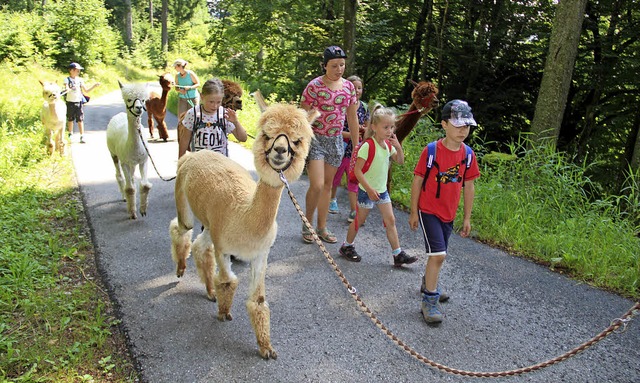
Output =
[{"x1": 332, "y1": 156, "x2": 359, "y2": 193}]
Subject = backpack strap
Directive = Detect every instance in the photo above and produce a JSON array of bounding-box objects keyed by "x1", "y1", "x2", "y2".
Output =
[
  {"x1": 360, "y1": 138, "x2": 376, "y2": 174},
  {"x1": 190, "y1": 105, "x2": 201, "y2": 152},
  {"x1": 421, "y1": 141, "x2": 438, "y2": 193}
]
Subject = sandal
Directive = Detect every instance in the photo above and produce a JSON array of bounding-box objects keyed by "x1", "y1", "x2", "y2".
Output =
[
  {"x1": 302, "y1": 224, "x2": 314, "y2": 244},
  {"x1": 316, "y1": 227, "x2": 337, "y2": 244}
]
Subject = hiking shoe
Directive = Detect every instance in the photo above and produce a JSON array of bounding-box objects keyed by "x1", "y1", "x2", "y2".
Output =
[
  {"x1": 329, "y1": 199, "x2": 339, "y2": 214},
  {"x1": 421, "y1": 293, "x2": 443, "y2": 323},
  {"x1": 79, "y1": 135, "x2": 85, "y2": 144},
  {"x1": 421, "y1": 275, "x2": 450, "y2": 302},
  {"x1": 339, "y1": 244, "x2": 361, "y2": 262},
  {"x1": 347, "y1": 210, "x2": 357, "y2": 223},
  {"x1": 393, "y1": 251, "x2": 417, "y2": 267}
]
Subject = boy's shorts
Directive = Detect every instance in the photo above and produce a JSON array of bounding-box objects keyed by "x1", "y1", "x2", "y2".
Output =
[
  {"x1": 357, "y1": 188, "x2": 391, "y2": 209},
  {"x1": 66, "y1": 102, "x2": 84, "y2": 122},
  {"x1": 418, "y1": 212, "x2": 452, "y2": 256},
  {"x1": 307, "y1": 135, "x2": 344, "y2": 168}
]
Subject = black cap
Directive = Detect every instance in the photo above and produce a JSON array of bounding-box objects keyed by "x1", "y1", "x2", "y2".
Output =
[{"x1": 323, "y1": 46, "x2": 347, "y2": 66}]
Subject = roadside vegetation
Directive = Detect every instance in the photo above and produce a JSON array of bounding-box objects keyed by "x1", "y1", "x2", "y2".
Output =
[{"x1": 1, "y1": 58, "x2": 638, "y2": 381}]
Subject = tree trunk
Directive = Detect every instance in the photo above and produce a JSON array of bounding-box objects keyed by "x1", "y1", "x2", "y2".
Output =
[
  {"x1": 420, "y1": 0, "x2": 435, "y2": 81},
  {"x1": 124, "y1": 0, "x2": 133, "y2": 46},
  {"x1": 628, "y1": 110, "x2": 640, "y2": 173},
  {"x1": 343, "y1": 0, "x2": 357, "y2": 76},
  {"x1": 149, "y1": 0, "x2": 153, "y2": 28},
  {"x1": 530, "y1": 0, "x2": 588, "y2": 146},
  {"x1": 401, "y1": 0, "x2": 430, "y2": 103},
  {"x1": 161, "y1": 0, "x2": 168, "y2": 54}
]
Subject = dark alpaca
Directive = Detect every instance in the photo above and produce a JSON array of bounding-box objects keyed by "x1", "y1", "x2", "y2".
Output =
[
  {"x1": 222, "y1": 79, "x2": 243, "y2": 111},
  {"x1": 388, "y1": 80, "x2": 439, "y2": 191},
  {"x1": 146, "y1": 73, "x2": 174, "y2": 141},
  {"x1": 394, "y1": 80, "x2": 439, "y2": 144}
]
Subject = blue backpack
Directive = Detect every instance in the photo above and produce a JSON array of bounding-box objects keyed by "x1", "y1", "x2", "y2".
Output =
[{"x1": 421, "y1": 141, "x2": 474, "y2": 198}]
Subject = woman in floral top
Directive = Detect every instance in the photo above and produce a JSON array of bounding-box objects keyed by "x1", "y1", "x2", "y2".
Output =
[{"x1": 300, "y1": 46, "x2": 360, "y2": 244}]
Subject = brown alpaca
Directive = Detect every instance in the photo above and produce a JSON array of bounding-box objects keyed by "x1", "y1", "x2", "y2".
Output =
[
  {"x1": 146, "y1": 73, "x2": 174, "y2": 141},
  {"x1": 222, "y1": 79, "x2": 243, "y2": 111},
  {"x1": 394, "y1": 80, "x2": 439, "y2": 144}
]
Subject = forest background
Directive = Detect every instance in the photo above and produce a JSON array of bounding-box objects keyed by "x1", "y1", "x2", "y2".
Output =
[{"x1": 0, "y1": 0, "x2": 638, "y2": 381}]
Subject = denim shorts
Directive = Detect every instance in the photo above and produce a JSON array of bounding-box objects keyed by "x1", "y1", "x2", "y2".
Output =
[
  {"x1": 307, "y1": 134, "x2": 344, "y2": 168},
  {"x1": 357, "y1": 188, "x2": 391, "y2": 209}
]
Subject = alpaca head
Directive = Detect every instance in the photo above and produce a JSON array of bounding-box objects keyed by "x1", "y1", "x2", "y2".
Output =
[
  {"x1": 222, "y1": 79, "x2": 243, "y2": 111},
  {"x1": 118, "y1": 81, "x2": 149, "y2": 118},
  {"x1": 409, "y1": 80, "x2": 439, "y2": 111},
  {"x1": 158, "y1": 72, "x2": 174, "y2": 91},
  {"x1": 252, "y1": 103, "x2": 317, "y2": 187},
  {"x1": 39, "y1": 80, "x2": 62, "y2": 104}
]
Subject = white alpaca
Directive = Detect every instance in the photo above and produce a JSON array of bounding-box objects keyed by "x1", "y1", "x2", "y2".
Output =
[
  {"x1": 169, "y1": 103, "x2": 317, "y2": 359},
  {"x1": 40, "y1": 80, "x2": 67, "y2": 156},
  {"x1": 106, "y1": 81, "x2": 151, "y2": 219}
]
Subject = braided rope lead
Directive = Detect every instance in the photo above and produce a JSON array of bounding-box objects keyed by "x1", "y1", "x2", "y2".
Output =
[
  {"x1": 279, "y1": 172, "x2": 640, "y2": 378},
  {"x1": 137, "y1": 127, "x2": 176, "y2": 182}
]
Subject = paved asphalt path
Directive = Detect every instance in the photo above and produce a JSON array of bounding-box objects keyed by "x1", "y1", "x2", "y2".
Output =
[{"x1": 71, "y1": 89, "x2": 639, "y2": 383}]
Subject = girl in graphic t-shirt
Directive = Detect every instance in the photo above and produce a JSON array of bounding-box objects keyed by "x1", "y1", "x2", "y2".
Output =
[
  {"x1": 179, "y1": 78, "x2": 247, "y2": 158},
  {"x1": 299, "y1": 45, "x2": 360, "y2": 244}
]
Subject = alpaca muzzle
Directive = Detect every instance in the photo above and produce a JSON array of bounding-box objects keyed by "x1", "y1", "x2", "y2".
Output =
[{"x1": 265, "y1": 134, "x2": 295, "y2": 171}]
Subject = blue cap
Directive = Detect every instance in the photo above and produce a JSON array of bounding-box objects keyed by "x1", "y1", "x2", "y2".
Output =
[{"x1": 68, "y1": 62, "x2": 84, "y2": 70}]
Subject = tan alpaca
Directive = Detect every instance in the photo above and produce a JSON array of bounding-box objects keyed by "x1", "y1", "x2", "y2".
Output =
[
  {"x1": 39, "y1": 80, "x2": 67, "y2": 156},
  {"x1": 169, "y1": 103, "x2": 317, "y2": 359}
]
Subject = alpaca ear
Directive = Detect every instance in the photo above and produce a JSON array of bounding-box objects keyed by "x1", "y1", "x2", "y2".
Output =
[
  {"x1": 407, "y1": 79, "x2": 419, "y2": 87},
  {"x1": 118, "y1": 80, "x2": 124, "y2": 89},
  {"x1": 39, "y1": 80, "x2": 44, "y2": 86},
  {"x1": 306, "y1": 109, "x2": 320, "y2": 124}
]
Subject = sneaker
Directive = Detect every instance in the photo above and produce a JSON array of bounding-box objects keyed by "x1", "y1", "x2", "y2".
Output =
[
  {"x1": 339, "y1": 244, "x2": 361, "y2": 262},
  {"x1": 393, "y1": 250, "x2": 417, "y2": 267},
  {"x1": 421, "y1": 293, "x2": 443, "y2": 323},
  {"x1": 79, "y1": 135, "x2": 85, "y2": 144},
  {"x1": 347, "y1": 210, "x2": 357, "y2": 223},
  {"x1": 329, "y1": 199, "x2": 339, "y2": 214},
  {"x1": 420, "y1": 275, "x2": 450, "y2": 302}
]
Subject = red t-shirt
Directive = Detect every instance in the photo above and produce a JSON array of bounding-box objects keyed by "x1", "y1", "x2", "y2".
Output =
[{"x1": 413, "y1": 139, "x2": 480, "y2": 222}]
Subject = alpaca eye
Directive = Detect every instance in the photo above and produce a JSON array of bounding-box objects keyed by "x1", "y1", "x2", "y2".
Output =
[
  {"x1": 263, "y1": 134, "x2": 272, "y2": 140},
  {"x1": 293, "y1": 139, "x2": 302, "y2": 146}
]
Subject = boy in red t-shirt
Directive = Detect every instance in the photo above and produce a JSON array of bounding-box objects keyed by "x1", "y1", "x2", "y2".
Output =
[{"x1": 409, "y1": 99, "x2": 480, "y2": 324}]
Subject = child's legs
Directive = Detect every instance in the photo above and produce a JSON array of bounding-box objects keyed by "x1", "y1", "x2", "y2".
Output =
[
  {"x1": 332, "y1": 156, "x2": 349, "y2": 192},
  {"x1": 77, "y1": 120, "x2": 84, "y2": 135},
  {"x1": 346, "y1": 207, "x2": 371, "y2": 243},
  {"x1": 76, "y1": 106, "x2": 85, "y2": 135},
  {"x1": 346, "y1": 179, "x2": 359, "y2": 211},
  {"x1": 317, "y1": 162, "x2": 338, "y2": 229},
  {"x1": 377, "y1": 194, "x2": 399, "y2": 250},
  {"x1": 418, "y1": 212, "x2": 453, "y2": 292}
]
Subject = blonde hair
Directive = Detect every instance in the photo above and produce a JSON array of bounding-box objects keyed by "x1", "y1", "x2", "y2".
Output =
[
  {"x1": 365, "y1": 103, "x2": 395, "y2": 139},
  {"x1": 347, "y1": 75, "x2": 363, "y2": 85}
]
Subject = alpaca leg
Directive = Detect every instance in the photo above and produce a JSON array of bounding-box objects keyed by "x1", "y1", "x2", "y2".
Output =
[
  {"x1": 148, "y1": 113, "x2": 154, "y2": 139},
  {"x1": 110, "y1": 155, "x2": 126, "y2": 201},
  {"x1": 122, "y1": 164, "x2": 137, "y2": 219},
  {"x1": 169, "y1": 217, "x2": 192, "y2": 278},
  {"x1": 138, "y1": 161, "x2": 152, "y2": 217},
  {"x1": 213, "y1": 248, "x2": 238, "y2": 321},
  {"x1": 47, "y1": 129, "x2": 55, "y2": 156},
  {"x1": 157, "y1": 118, "x2": 169, "y2": 141},
  {"x1": 55, "y1": 127, "x2": 65, "y2": 156},
  {"x1": 192, "y1": 231, "x2": 218, "y2": 301},
  {"x1": 246, "y1": 253, "x2": 276, "y2": 359}
]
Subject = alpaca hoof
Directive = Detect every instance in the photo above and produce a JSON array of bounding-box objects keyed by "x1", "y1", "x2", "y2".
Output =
[
  {"x1": 259, "y1": 347, "x2": 277, "y2": 360},
  {"x1": 217, "y1": 312, "x2": 232, "y2": 321},
  {"x1": 129, "y1": 213, "x2": 137, "y2": 220},
  {"x1": 140, "y1": 210, "x2": 147, "y2": 217},
  {"x1": 176, "y1": 267, "x2": 185, "y2": 278},
  {"x1": 206, "y1": 289, "x2": 217, "y2": 302}
]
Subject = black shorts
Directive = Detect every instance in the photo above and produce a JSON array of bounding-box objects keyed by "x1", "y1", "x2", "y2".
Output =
[{"x1": 66, "y1": 102, "x2": 84, "y2": 122}]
